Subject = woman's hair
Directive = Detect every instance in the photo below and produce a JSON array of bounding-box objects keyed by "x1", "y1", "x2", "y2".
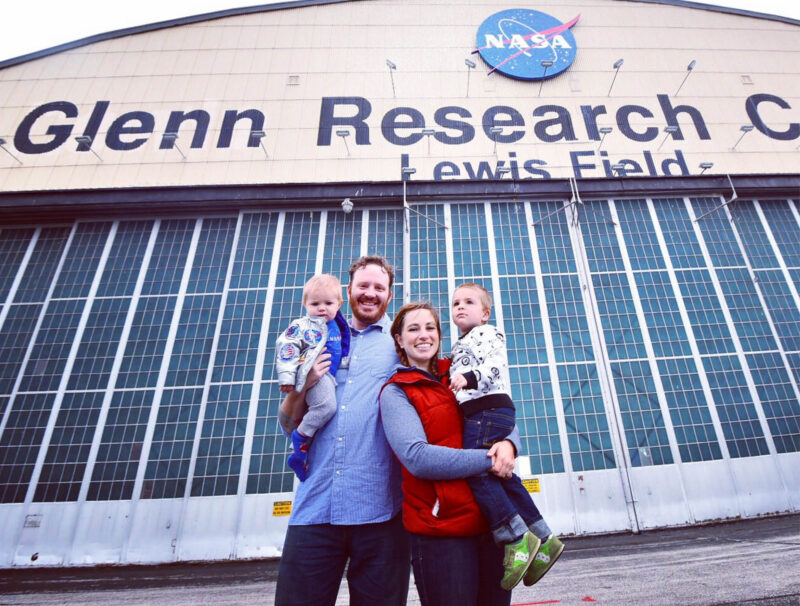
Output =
[{"x1": 390, "y1": 301, "x2": 442, "y2": 376}]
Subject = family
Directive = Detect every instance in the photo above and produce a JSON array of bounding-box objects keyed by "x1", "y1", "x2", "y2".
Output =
[{"x1": 274, "y1": 256, "x2": 563, "y2": 606}]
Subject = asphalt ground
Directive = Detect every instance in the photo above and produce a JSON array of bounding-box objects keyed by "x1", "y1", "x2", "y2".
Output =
[{"x1": 1, "y1": 514, "x2": 798, "y2": 605}]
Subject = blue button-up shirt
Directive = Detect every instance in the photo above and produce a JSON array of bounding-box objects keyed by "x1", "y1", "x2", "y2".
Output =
[{"x1": 289, "y1": 315, "x2": 403, "y2": 525}]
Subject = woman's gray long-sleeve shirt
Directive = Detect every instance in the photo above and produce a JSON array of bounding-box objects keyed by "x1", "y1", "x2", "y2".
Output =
[{"x1": 379, "y1": 382, "x2": 522, "y2": 481}]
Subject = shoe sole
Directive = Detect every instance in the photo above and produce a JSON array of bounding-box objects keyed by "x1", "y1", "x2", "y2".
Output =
[{"x1": 501, "y1": 534, "x2": 541, "y2": 591}]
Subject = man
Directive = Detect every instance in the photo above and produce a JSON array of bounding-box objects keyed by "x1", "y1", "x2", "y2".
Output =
[{"x1": 275, "y1": 256, "x2": 409, "y2": 606}]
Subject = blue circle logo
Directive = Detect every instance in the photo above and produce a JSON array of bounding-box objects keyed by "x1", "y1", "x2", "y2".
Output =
[{"x1": 475, "y1": 9, "x2": 579, "y2": 81}]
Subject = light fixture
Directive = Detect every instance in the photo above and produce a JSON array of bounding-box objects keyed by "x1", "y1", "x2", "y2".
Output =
[
  {"x1": 608, "y1": 58, "x2": 624, "y2": 96},
  {"x1": 400, "y1": 166, "x2": 447, "y2": 232},
  {"x1": 250, "y1": 130, "x2": 268, "y2": 158},
  {"x1": 465, "y1": 58, "x2": 476, "y2": 97},
  {"x1": 538, "y1": 60, "x2": 554, "y2": 97},
  {"x1": 0, "y1": 137, "x2": 22, "y2": 165},
  {"x1": 421, "y1": 128, "x2": 436, "y2": 154},
  {"x1": 74, "y1": 135, "x2": 102, "y2": 161},
  {"x1": 611, "y1": 162, "x2": 626, "y2": 176},
  {"x1": 341, "y1": 198, "x2": 354, "y2": 214},
  {"x1": 675, "y1": 59, "x2": 696, "y2": 96},
  {"x1": 597, "y1": 126, "x2": 613, "y2": 150},
  {"x1": 489, "y1": 126, "x2": 503, "y2": 155},
  {"x1": 336, "y1": 129, "x2": 351, "y2": 156},
  {"x1": 731, "y1": 124, "x2": 754, "y2": 151},
  {"x1": 161, "y1": 132, "x2": 186, "y2": 160},
  {"x1": 699, "y1": 162, "x2": 714, "y2": 174},
  {"x1": 657, "y1": 125, "x2": 679, "y2": 151},
  {"x1": 386, "y1": 59, "x2": 397, "y2": 97},
  {"x1": 496, "y1": 165, "x2": 511, "y2": 179}
]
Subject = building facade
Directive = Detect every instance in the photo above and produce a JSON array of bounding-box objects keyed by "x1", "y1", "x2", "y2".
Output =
[{"x1": 0, "y1": 0, "x2": 798, "y2": 567}]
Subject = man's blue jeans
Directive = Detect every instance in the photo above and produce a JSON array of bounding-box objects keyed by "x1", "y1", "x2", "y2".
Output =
[
  {"x1": 275, "y1": 514, "x2": 409, "y2": 606},
  {"x1": 463, "y1": 407, "x2": 543, "y2": 543},
  {"x1": 409, "y1": 530, "x2": 511, "y2": 606}
]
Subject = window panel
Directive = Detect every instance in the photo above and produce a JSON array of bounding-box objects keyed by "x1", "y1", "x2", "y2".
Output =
[
  {"x1": 142, "y1": 387, "x2": 203, "y2": 499},
  {"x1": 755, "y1": 270, "x2": 800, "y2": 352},
  {"x1": 247, "y1": 382, "x2": 294, "y2": 494},
  {"x1": 410, "y1": 204, "x2": 447, "y2": 280},
  {"x1": 67, "y1": 297, "x2": 131, "y2": 391},
  {"x1": 0, "y1": 228, "x2": 35, "y2": 302},
  {"x1": 615, "y1": 200, "x2": 666, "y2": 271},
  {"x1": 116, "y1": 296, "x2": 176, "y2": 389},
  {"x1": 187, "y1": 218, "x2": 237, "y2": 294},
  {"x1": 657, "y1": 357, "x2": 721, "y2": 462},
  {"x1": 322, "y1": 210, "x2": 363, "y2": 279},
  {"x1": 716, "y1": 267, "x2": 776, "y2": 352},
  {"x1": 693, "y1": 198, "x2": 746, "y2": 268},
  {"x1": 702, "y1": 355, "x2": 769, "y2": 458},
  {"x1": 192, "y1": 383, "x2": 249, "y2": 497},
  {"x1": 558, "y1": 363, "x2": 615, "y2": 471},
  {"x1": 230, "y1": 213, "x2": 278, "y2": 290},
  {"x1": 0, "y1": 304, "x2": 42, "y2": 395},
  {"x1": 592, "y1": 273, "x2": 647, "y2": 360},
  {"x1": 34, "y1": 391, "x2": 105, "y2": 502},
  {"x1": 746, "y1": 352, "x2": 800, "y2": 453},
  {"x1": 96, "y1": 221, "x2": 154, "y2": 298},
  {"x1": 610, "y1": 361, "x2": 673, "y2": 466},
  {"x1": 492, "y1": 203, "x2": 535, "y2": 276},
  {"x1": 675, "y1": 269, "x2": 735, "y2": 355},
  {"x1": 544, "y1": 274, "x2": 594, "y2": 363},
  {"x1": 634, "y1": 271, "x2": 691, "y2": 358},
  {"x1": 142, "y1": 220, "x2": 195, "y2": 296},
  {"x1": 13, "y1": 227, "x2": 71, "y2": 303},
  {"x1": 652, "y1": 198, "x2": 704, "y2": 269},
  {"x1": 367, "y1": 209, "x2": 404, "y2": 319},
  {"x1": 732, "y1": 201, "x2": 780, "y2": 269},
  {"x1": 212, "y1": 289, "x2": 267, "y2": 383},
  {"x1": 531, "y1": 202, "x2": 576, "y2": 275},
  {"x1": 451, "y1": 203, "x2": 491, "y2": 278},
  {"x1": 760, "y1": 201, "x2": 800, "y2": 267},
  {"x1": 499, "y1": 276, "x2": 546, "y2": 366},
  {"x1": 19, "y1": 298, "x2": 85, "y2": 392},
  {"x1": 510, "y1": 365, "x2": 564, "y2": 474},
  {"x1": 166, "y1": 294, "x2": 222, "y2": 388},
  {"x1": 580, "y1": 200, "x2": 624, "y2": 273},
  {"x1": 275, "y1": 212, "x2": 319, "y2": 288},
  {"x1": 0, "y1": 393, "x2": 56, "y2": 503},
  {"x1": 52, "y1": 222, "x2": 112, "y2": 299},
  {"x1": 88, "y1": 390, "x2": 154, "y2": 501}
]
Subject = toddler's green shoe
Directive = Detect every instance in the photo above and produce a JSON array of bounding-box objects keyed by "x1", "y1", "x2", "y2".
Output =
[
  {"x1": 501, "y1": 530, "x2": 540, "y2": 591},
  {"x1": 523, "y1": 534, "x2": 564, "y2": 586}
]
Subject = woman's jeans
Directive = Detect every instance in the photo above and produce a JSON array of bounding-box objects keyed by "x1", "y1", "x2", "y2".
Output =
[
  {"x1": 409, "y1": 531, "x2": 511, "y2": 606},
  {"x1": 463, "y1": 407, "x2": 543, "y2": 543}
]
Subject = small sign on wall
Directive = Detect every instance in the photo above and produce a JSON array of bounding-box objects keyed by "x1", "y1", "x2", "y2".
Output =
[
  {"x1": 273, "y1": 501, "x2": 292, "y2": 516},
  {"x1": 522, "y1": 478, "x2": 541, "y2": 493}
]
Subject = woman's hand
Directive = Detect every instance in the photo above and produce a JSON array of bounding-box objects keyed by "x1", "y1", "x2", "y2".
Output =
[
  {"x1": 304, "y1": 350, "x2": 331, "y2": 390},
  {"x1": 487, "y1": 440, "x2": 516, "y2": 478}
]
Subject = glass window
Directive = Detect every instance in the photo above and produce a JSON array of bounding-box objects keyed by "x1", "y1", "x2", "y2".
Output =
[
  {"x1": 97, "y1": 221, "x2": 154, "y2": 298},
  {"x1": 13, "y1": 227, "x2": 71, "y2": 303},
  {"x1": 0, "y1": 228, "x2": 35, "y2": 302},
  {"x1": 53, "y1": 222, "x2": 112, "y2": 299},
  {"x1": 230, "y1": 213, "x2": 278, "y2": 290},
  {"x1": 247, "y1": 382, "x2": 294, "y2": 494},
  {"x1": 187, "y1": 218, "x2": 237, "y2": 294}
]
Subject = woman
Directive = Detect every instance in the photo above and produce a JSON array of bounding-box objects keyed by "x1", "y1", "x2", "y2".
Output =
[{"x1": 379, "y1": 302, "x2": 520, "y2": 606}]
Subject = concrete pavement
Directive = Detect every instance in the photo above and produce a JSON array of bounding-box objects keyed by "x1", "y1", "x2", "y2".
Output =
[{"x1": 1, "y1": 514, "x2": 798, "y2": 605}]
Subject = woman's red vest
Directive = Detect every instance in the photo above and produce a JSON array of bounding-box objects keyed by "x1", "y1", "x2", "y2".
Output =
[{"x1": 382, "y1": 360, "x2": 488, "y2": 537}]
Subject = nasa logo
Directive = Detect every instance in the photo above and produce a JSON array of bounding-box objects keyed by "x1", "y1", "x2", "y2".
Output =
[
  {"x1": 279, "y1": 344, "x2": 298, "y2": 362},
  {"x1": 304, "y1": 329, "x2": 323, "y2": 344},
  {"x1": 475, "y1": 9, "x2": 580, "y2": 81}
]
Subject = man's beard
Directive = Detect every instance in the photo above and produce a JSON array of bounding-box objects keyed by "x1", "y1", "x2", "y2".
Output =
[{"x1": 350, "y1": 294, "x2": 389, "y2": 326}]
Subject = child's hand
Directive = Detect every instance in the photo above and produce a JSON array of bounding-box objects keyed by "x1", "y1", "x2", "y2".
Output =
[
  {"x1": 280, "y1": 384, "x2": 295, "y2": 394},
  {"x1": 450, "y1": 373, "x2": 468, "y2": 392}
]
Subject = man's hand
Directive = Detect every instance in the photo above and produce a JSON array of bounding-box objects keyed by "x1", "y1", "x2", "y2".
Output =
[
  {"x1": 487, "y1": 440, "x2": 516, "y2": 478},
  {"x1": 450, "y1": 373, "x2": 468, "y2": 392},
  {"x1": 305, "y1": 350, "x2": 331, "y2": 389},
  {"x1": 278, "y1": 350, "x2": 331, "y2": 434}
]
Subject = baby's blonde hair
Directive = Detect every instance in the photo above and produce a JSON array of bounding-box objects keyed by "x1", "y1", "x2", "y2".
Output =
[
  {"x1": 454, "y1": 282, "x2": 493, "y2": 316},
  {"x1": 302, "y1": 273, "x2": 343, "y2": 305}
]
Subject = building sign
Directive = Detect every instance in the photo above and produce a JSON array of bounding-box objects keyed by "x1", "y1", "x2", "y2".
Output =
[{"x1": 474, "y1": 9, "x2": 579, "y2": 80}]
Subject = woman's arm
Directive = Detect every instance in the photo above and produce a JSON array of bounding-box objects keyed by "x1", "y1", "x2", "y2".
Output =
[{"x1": 380, "y1": 383, "x2": 493, "y2": 480}]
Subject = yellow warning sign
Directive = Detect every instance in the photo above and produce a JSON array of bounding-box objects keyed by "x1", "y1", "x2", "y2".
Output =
[
  {"x1": 273, "y1": 501, "x2": 292, "y2": 516},
  {"x1": 522, "y1": 478, "x2": 540, "y2": 493}
]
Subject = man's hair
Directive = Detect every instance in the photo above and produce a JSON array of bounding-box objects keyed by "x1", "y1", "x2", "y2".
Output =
[
  {"x1": 390, "y1": 301, "x2": 442, "y2": 376},
  {"x1": 348, "y1": 255, "x2": 395, "y2": 288},
  {"x1": 302, "y1": 273, "x2": 343, "y2": 306},
  {"x1": 454, "y1": 282, "x2": 493, "y2": 313}
]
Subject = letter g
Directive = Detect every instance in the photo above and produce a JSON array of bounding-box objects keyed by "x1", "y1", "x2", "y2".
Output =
[{"x1": 14, "y1": 101, "x2": 78, "y2": 154}]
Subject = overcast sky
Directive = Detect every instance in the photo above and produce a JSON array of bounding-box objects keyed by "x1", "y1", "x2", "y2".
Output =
[{"x1": 1, "y1": 0, "x2": 798, "y2": 63}]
